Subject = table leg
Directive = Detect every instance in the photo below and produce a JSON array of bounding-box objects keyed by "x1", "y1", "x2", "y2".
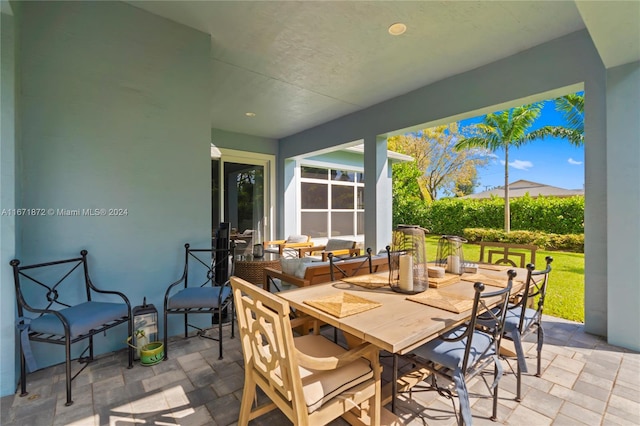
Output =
[{"x1": 392, "y1": 353, "x2": 398, "y2": 414}]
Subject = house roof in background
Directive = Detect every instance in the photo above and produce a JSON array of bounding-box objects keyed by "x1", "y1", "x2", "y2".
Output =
[
  {"x1": 462, "y1": 179, "x2": 584, "y2": 199},
  {"x1": 125, "y1": 1, "x2": 639, "y2": 140}
]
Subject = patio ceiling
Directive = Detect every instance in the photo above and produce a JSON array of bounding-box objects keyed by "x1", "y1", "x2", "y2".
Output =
[{"x1": 126, "y1": 1, "x2": 639, "y2": 140}]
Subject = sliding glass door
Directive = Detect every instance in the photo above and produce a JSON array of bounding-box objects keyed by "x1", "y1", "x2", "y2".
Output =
[
  {"x1": 224, "y1": 162, "x2": 264, "y2": 234},
  {"x1": 211, "y1": 148, "x2": 274, "y2": 240}
]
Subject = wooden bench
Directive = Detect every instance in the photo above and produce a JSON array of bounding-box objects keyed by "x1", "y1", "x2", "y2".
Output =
[
  {"x1": 477, "y1": 241, "x2": 537, "y2": 268},
  {"x1": 263, "y1": 253, "x2": 389, "y2": 291},
  {"x1": 11, "y1": 250, "x2": 133, "y2": 406}
]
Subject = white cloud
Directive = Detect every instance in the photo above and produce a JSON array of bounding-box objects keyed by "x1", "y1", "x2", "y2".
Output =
[
  {"x1": 503, "y1": 159, "x2": 533, "y2": 170},
  {"x1": 568, "y1": 158, "x2": 583, "y2": 165}
]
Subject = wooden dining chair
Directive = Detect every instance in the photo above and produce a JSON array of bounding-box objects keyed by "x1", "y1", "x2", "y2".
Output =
[
  {"x1": 477, "y1": 241, "x2": 537, "y2": 268},
  {"x1": 263, "y1": 235, "x2": 313, "y2": 257},
  {"x1": 402, "y1": 271, "x2": 516, "y2": 425},
  {"x1": 502, "y1": 256, "x2": 553, "y2": 401},
  {"x1": 298, "y1": 238, "x2": 360, "y2": 261},
  {"x1": 328, "y1": 247, "x2": 374, "y2": 281},
  {"x1": 231, "y1": 276, "x2": 382, "y2": 426}
]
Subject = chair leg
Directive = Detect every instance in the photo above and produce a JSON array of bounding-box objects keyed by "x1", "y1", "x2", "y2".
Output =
[
  {"x1": 536, "y1": 324, "x2": 544, "y2": 377},
  {"x1": 492, "y1": 363, "x2": 499, "y2": 421},
  {"x1": 218, "y1": 311, "x2": 223, "y2": 360},
  {"x1": 238, "y1": 373, "x2": 257, "y2": 426},
  {"x1": 64, "y1": 339, "x2": 73, "y2": 406},
  {"x1": 230, "y1": 300, "x2": 235, "y2": 339},
  {"x1": 88, "y1": 335, "x2": 94, "y2": 362},
  {"x1": 19, "y1": 343, "x2": 28, "y2": 397},
  {"x1": 516, "y1": 361, "x2": 522, "y2": 402},
  {"x1": 127, "y1": 317, "x2": 134, "y2": 369},
  {"x1": 164, "y1": 309, "x2": 169, "y2": 360}
]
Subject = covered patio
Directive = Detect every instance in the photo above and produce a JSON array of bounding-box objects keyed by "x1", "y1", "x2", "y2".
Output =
[
  {"x1": 1, "y1": 1, "x2": 639, "y2": 424},
  {"x1": 1, "y1": 317, "x2": 638, "y2": 425}
]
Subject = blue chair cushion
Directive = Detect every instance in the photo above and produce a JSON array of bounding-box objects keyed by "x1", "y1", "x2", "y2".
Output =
[
  {"x1": 412, "y1": 326, "x2": 495, "y2": 371},
  {"x1": 503, "y1": 306, "x2": 537, "y2": 333},
  {"x1": 168, "y1": 286, "x2": 231, "y2": 309},
  {"x1": 29, "y1": 301, "x2": 128, "y2": 338}
]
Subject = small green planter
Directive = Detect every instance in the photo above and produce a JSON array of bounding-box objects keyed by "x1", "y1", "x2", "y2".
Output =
[{"x1": 140, "y1": 342, "x2": 164, "y2": 366}]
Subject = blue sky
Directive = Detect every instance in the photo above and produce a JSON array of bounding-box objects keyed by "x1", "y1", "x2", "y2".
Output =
[{"x1": 458, "y1": 98, "x2": 585, "y2": 193}]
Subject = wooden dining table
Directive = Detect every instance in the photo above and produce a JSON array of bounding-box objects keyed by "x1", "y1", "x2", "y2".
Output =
[{"x1": 276, "y1": 264, "x2": 529, "y2": 418}]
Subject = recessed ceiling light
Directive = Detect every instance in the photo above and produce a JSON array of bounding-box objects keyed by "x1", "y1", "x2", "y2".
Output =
[
  {"x1": 388, "y1": 22, "x2": 407, "y2": 36},
  {"x1": 245, "y1": 112, "x2": 256, "y2": 117}
]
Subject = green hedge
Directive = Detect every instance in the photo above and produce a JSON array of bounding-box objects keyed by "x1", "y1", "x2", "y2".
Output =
[
  {"x1": 422, "y1": 195, "x2": 584, "y2": 236},
  {"x1": 462, "y1": 228, "x2": 584, "y2": 252}
]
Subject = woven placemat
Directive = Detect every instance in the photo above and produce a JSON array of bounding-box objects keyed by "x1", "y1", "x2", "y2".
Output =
[
  {"x1": 428, "y1": 273, "x2": 460, "y2": 288},
  {"x1": 460, "y1": 273, "x2": 518, "y2": 288},
  {"x1": 478, "y1": 264, "x2": 510, "y2": 271},
  {"x1": 407, "y1": 290, "x2": 474, "y2": 314},
  {"x1": 341, "y1": 273, "x2": 389, "y2": 289},
  {"x1": 304, "y1": 292, "x2": 382, "y2": 318}
]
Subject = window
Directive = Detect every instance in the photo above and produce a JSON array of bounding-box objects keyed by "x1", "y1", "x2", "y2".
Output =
[{"x1": 300, "y1": 166, "x2": 364, "y2": 238}]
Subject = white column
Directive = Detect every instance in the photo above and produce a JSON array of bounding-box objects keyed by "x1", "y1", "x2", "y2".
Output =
[
  {"x1": 281, "y1": 158, "x2": 298, "y2": 239},
  {"x1": 606, "y1": 61, "x2": 640, "y2": 351},
  {"x1": 363, "y1": 135, "x2": 392, "y2": 253}
]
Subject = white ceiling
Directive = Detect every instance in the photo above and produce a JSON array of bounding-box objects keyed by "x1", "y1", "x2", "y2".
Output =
[{"x1": 126, "y1": 1, "x2": 639, "y2": 140}]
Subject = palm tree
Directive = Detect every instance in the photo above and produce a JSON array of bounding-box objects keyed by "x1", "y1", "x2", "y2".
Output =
[
  {"x1": 528, "y1": 93, "x2": 584, "y2": 146},
  {"x1": 454, "y1": 103, "x2": 548, "y2": 232},
  {"x1": 456, "y1": 96, "x2": 584, "y2": 232}
]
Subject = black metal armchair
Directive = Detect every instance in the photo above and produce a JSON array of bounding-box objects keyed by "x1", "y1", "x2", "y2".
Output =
[
  {"x1": 11, "y1": 250, "x2": 133, "y2": 406},
  {"x1": 401, "y1": 271, "x2": 516, "y2": 425},
  {"x1": 502, "y1": 256, "x2": 553, "y2": 401},
  {"x1": 163, "y1": 243, "x2": 235, "y2": 360}
]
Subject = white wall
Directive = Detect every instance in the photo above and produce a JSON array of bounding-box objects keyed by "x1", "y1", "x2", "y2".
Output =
[
  {"x1": 15, "y1": 1, "x2": 211, "y2": 372},
  {"x1": 1, "y1": 7, "x2": 18, "y2": 398},
  {"x1": 606, "y1": 61, "x2": 640, "y2": 351}
]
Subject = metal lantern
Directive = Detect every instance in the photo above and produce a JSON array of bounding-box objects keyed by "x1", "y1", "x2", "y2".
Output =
[
  {"x1": 387, "y1": 225, "x2": 429, "y2": 294},
  {"x1": 435, "y1": 235, "x2": 467, "y2": 275},
  {"x1": 132, "y1": 298, "x2": 158, "y2": 360}
]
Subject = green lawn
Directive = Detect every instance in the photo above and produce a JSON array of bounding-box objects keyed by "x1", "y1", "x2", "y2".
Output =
[{"x1": 423, "y1": 235, "x2": 585, "y2": 322}]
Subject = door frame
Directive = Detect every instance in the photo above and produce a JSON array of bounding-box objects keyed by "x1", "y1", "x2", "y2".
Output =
[{"x1": 212, "y1": 148, "x2": 276, "y2": 241}]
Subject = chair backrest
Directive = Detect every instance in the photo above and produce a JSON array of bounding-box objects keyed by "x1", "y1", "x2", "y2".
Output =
[
  {"x1": 324, "y1": 239, "x2": 357, "y2": 252},
  {"x1": 11, "y1": 251, "x2": 92, "y2": 317},
  {"x1": 328, "y1": 248, "x2": 373, "y2": 281},
  {"x1": 478, "y1": 241, "x2": 537, "y2": 268},
  {"x1": 213, "y1": 222, "x2": 232, "y2": 279},
  {"x1": 513, "y1": 256, "x2": 553, "y2": 331},
  {"x1": 184, "y1": 243, "x2": 234, "y2": 287},
  {"x1": 461, "y1": 270, "x2": 515, "y2": 373},
  {"x1": 231, "y1": 277, "x2": 303, "y2": 409},
  {"x1": 285, "y1": 234, "x2": 310, "y2": 244}
]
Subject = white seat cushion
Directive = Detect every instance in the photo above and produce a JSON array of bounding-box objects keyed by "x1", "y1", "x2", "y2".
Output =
[
  {"x1": 293, "y1": 334, "x2": 373, "y2": 413},
  {"x1": 286, "y1": 235, "x2": 309, "y2": 243},
  {"x1": 324, "y1": 239, "x2": 355, "y2": 252}
]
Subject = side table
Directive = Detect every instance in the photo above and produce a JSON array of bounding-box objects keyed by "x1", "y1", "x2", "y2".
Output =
[{"x1": 235, "y1": 253, "x2": 281, "y2": 288}]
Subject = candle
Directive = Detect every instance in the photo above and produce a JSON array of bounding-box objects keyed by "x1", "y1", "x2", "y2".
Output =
[
  {"x1": 399, "y1": 254, "x2": 413, "y2": 291},
  {"x1": 447, "y1": 255, "x2": 460, "y2": 274}
]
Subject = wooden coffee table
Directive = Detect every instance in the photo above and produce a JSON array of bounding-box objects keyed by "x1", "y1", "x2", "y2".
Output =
[{"x1": 234, "y1": 252, "x2": 281, "y2": 288}]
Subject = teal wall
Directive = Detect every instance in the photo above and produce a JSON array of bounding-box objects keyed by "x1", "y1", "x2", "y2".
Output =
[
  {"x1": 1, "y1": 6, "x2": 18, "y2": 398},
  {"x1": 13, "y1": 1, "x2": 212, "y2": 374},
  {"x1": 305, "y1": 150, "x2": 365, "y2": 169},
  {"x1": 606, "y1": 61, "x2": 640, "y2": 351},
  {"x1": 212, "y1": 128, "x2": 278, "y2": 155}
]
